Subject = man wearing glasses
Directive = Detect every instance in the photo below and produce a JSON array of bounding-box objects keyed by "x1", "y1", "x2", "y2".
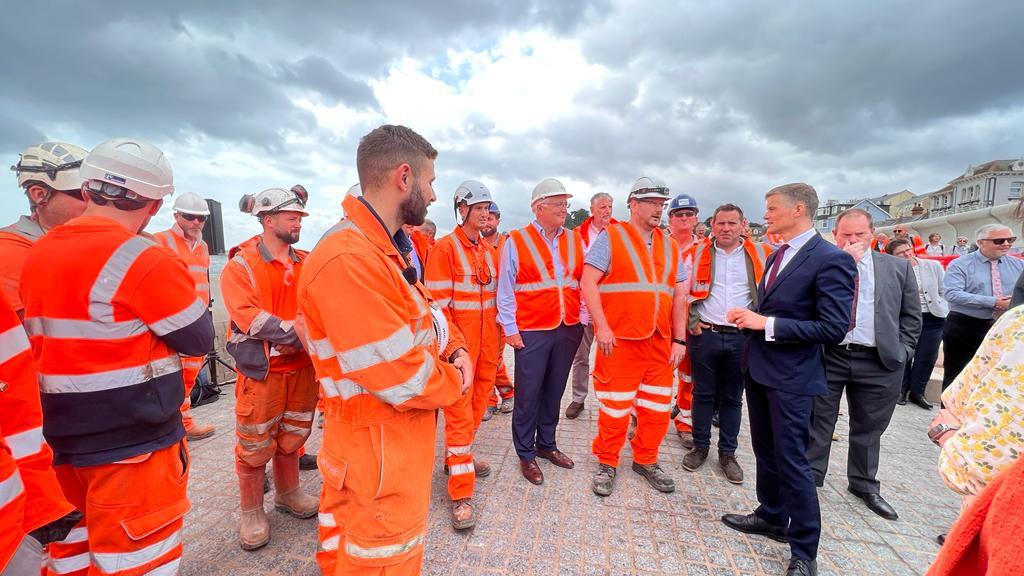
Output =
[
  {"x1": 951, "y1": 236, "x2": 971, "y2": 256},
  {"x1": 667, "y1": 194, "x2": 701, "y2": 449},
  {"x1": 941, "y1": 224, "x2": 1024, "y2": 391},
  {"x1": 892, "y1": 226, "x2": 927, "y2": 255},
  {"x1": 155, "y1": 192, "x2": 217, "y2": 441}
]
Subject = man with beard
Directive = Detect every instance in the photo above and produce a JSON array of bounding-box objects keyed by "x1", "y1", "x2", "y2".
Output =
[
  {"x1": 482, "y1": 202, "x2": 515, "y2": 419},
  {"x1": 221, "y1": 186, "x2": 320, "y2": 550},
  {"x1": 298, "y1": 125, "x2": 470, "y2": 574}
]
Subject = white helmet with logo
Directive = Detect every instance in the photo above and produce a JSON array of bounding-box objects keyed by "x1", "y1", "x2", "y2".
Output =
[
  {"x1": 239, "y1": 186, "x2": 309, "y2": 217},
  {"x1": 173, "y1": 192, "x2": 210, "y2": 215},
  {"x1": 79, "y1": 138, "x2": 174, "y2": 200},
  {"x1": 11, "y1": 141, "x2": 88, "y2": 191},
  {"x1": 453, "y1": 180, "x2": 494, "y2": 223},
  {"x1": 530, "y1": 178, "x2": 572, "y2": 205},
  {"x1": 628, "y1": 176, "x2": 671, "y2": 201}
]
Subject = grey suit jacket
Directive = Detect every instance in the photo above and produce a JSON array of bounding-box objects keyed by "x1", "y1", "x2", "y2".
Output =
[{"x1": 914, "y1": 258, "x2": 950, "y2": 317}]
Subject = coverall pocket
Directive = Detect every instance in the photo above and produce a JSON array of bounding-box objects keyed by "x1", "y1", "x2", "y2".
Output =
[
  {"x1": 120, "y1": 497, "x2": 190, "y2": 541},
  {"x1": 317, "y1": 449, "x2": 348, "y2": 492}
]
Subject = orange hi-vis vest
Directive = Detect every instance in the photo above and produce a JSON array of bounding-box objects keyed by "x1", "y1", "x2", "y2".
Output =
[
  {"x1": 688, "y1": 238, "x2": 772, "y2": 304},
  {"x1": 508, "y1": 223, "x2": 584, "y2": 331},
  {"x1": 0, "y1": 434, "x2": 25, "y2": 571},
  {"x1": 0, "y1": 298, "x2": 74, "y2": 534},
  {"x1": 21, "y1": 216, "x2": 213, "y2": 466},
  {"x1": 912, "y1": 235, "x2": 928, "y2": 255},
  {"x1": 0, "y1": 216, "x2": 45, "y2": 313},
  {"x1": 598, "y1": 222, "x2": 680, "y2": 340},
  {"x1": 423, "y1": 226, "x2": 498, "y2": 335},
  {"x1": 222, "y1": 236, "x2": 311, "y2": 381},
  {"x1": 575, "y1": 216, "x2": 619, "y2": 249},
  {"x1": 155, "y1": 224, "x2": 211, "y2": 306}
]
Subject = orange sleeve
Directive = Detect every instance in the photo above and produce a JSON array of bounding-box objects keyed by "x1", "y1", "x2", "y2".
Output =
[{"x1": 0, "y1": 235, "x2": 31, "y2": 314}]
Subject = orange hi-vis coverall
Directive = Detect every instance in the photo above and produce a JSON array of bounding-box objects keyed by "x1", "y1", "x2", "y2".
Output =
[
  {"x1": 22, "y1": 215, "x2": 214, "y2": 576},
  {"x1": 0, "y1": 215, "x2": 45, "y2": 314},
  {"x1": 591, "y1": 223, "x2": 681, "y2": 468},
  {"x1": 489, "y1": 233, "x2": 513, "y2": 407},
  {"x1": 221, "y1": 236, "x2": 317, "y2": 470},
  {"x1": 299, "y1": 195, "x2": 465, "y2": 576},
  {"x1": 0, "y1": 434, "x2": 26, "y2": 574},
  {"x1": 156, "y1": 224, "x2": 212, "y2": 433},
  {"x1": 672, "y1": 237, "x2": 699, "y2": 434},
  {"x1": 423, "y1": 226, "x2": 500, "y2": 500}
]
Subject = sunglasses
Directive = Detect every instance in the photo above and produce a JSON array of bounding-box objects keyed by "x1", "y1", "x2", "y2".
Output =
[
  {"x1": 671, "y1": 210, "x2": 697, "y2": 217},
  {"x1": 86, "y1": 180, "x2": 149, "y2": 211},
  {"x1": 179, "y1": 213, "x2": 207, "y2": 222},
  {"x1": 981, "y1": 237, "x2": 1017, "y2": 245}
]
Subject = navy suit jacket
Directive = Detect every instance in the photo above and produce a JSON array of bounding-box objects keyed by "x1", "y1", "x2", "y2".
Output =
[{"x1": 743, "y1": 233, "x2": 857, "y2": 396}]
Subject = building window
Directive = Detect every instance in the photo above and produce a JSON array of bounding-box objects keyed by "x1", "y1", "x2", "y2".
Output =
[{"x1": 1011, "y1": 182, "x2": 1023, "y2": 200}]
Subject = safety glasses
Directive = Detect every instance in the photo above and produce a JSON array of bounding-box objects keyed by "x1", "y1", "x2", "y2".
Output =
[
  {"x1": 179, "y1": 213, "x2": 207, "y2": 222},
  {"x1": 10, "y1": 159, "x2": 83, "y2": 181},
  {"x1": 86, "y1": 180, "x2": 148, "y2": 211},
  {"x1": 670, "y1": 209, "x2": 697, "y2": 218},
  {"x1": 981, "y1": 237, "x2": 1017, "y2": 246}
]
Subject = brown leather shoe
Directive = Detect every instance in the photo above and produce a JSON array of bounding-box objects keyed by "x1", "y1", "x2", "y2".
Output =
[
  {"x1": 474, "y1": 459, "x2": 491, "y2": 478},
  {"x1": 719, "y1": 453, "x2": 744, "y2": 484},
  {"x1": 564, "y1": 401, "x2": 584, "y2": 419},
  {"x1": 186, "y1": 422, "x2": 216, "y2": 441},
  {"x1": 537, "y1": 449, "x2": 574, "y2": 469},
  {"x1": 520, "y1": 458, "x2": 544, "y2": 485}
]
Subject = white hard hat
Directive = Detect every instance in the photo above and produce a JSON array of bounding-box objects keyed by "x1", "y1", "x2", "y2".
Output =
[
  {"x1": 173, "y1": 192, "x2": 210, "y2": 215},
  {"x1": 629, "y1": 176, "x2": 671, "y2": 201},
  {"x1": 531, "y1": 178, "x2": 572, "y2": 205},
  {"x1": 11, "y1": 141, "x2": 87, "y2": 191},
  {"x1": 79, "y1": 138, "x2": 174, "y2": 200},
  {"x1": 346, "y1": 183, "x2": 362, "y2": 197},
  {"x1": 454, "y1": 180, "x2": 494, "y2": 208},
  {"x1": 240, "y1": 187, "x2": 309, "y2": 217},
  {"x1": 430, "y1": 305, "x2": 449, "y2": 354}
]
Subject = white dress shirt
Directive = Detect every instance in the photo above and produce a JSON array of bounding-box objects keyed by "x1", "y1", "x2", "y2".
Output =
[
  {"x1": 840, "y1": 250, "x2": 876, "y2": 346},
  {"x1": 764, "y1": 227, "x2": 817, "y2": 341},
  {"x1": 700, "y1": 242, "x2": 753, "y2": 326}
]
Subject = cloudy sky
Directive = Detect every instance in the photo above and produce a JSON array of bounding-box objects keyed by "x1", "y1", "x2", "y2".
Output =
[{"x1": 2, "y1": 1, "x2": 1022, "y2": 250}]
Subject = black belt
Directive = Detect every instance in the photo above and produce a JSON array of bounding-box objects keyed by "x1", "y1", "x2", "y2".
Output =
[
  {"x1": 706, "y1": 323, "x2": 740, "y2": 334},
  {"x1": 835, "y1": 342, "x2": 875, "y2": 353}
]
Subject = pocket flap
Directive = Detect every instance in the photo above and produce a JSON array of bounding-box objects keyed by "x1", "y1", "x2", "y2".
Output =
[
  {"x1": 318, "y1": 451, "x2": 348, "y2": 491},
  {"x1": 121, "y1": 497, "x2": 191, "y2": 541}
]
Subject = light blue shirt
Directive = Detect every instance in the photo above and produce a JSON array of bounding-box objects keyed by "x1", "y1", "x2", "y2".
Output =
[
  {"x1": 943, "y1": 249, "x2": 1024, "y2": 319},
  {"x1": 408, "y1": 244, "x2": 423, "y2": 282},
  {"x1": 497, "y1": 221, "x2": 569, "y2": 335},
  {"x1": 764, "y1": 227, "x2": 818, "y2": 341}
]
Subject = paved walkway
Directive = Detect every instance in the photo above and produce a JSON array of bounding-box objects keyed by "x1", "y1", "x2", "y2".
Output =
[{"x1": 181, "y1": 358, "x2": 958, "y2": 576}]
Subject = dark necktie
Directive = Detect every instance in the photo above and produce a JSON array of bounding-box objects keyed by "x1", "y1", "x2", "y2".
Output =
[
  {"x1": 764, "y1": 244, "x2": 790, "y2": 290},
  {"x1": 849, "y1": 273, "x2": 860, "y2": 331}
]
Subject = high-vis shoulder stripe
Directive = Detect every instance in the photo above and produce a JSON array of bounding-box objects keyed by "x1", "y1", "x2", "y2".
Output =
[
  {"x1": 0, "y1": 468, "x2": 23, "y2": 508},
  {"x1": 23, "y1": 316, "x2": 147, "y2": 340},
  {"x1": 337, "y1": 324, "x2": 415, "y2": 373},
  {"x1": 5, "y1": 426, "x2": 44, "y2": 460},
  {"x1": 88, "y1": 236, "x2": 155, "y2": 323},
  {"x1": 0, "y1": 324, "x2": 30, "y2": 364},
  {"x1": 517, "y1": 230, "x2": 554, "y2": 284},
  {"x1": 371, "y1": 351, "x2": 435, "y2": 406},
  {"x1": 91, "y1": 529, "x2": 182, "y2": 572},
  {"x1": 346, "y1": 533, "x2": 424, "y2": 560},
  {"x1": 149, "y1": 298, "x2": 207, "y2": 336},
  {"x1": 40, "y1": 355, "x2": 183, "y2": 394}
]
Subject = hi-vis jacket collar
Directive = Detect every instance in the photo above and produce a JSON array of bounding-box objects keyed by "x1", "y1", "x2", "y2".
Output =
[{"x1": 256, "y1": 236, "x2": 300, "y2": 263}]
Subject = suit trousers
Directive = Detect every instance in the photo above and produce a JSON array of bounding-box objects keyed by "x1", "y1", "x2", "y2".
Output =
[
  {"x1": 569, "y1": 323, "x2": 595, "y2": 404},
  {"x1": 690, "y1": 330, "x2": 745, "y2": 454},
  {"x1": 902, "y1": 312, "x2": 945, "y2": 397},
  {"x1": 745, "y1": 375, "x2": 820, "y2": 561},
  {"x1": 941, "y1": 311, "x2": 993, "y2": 390},
  {"x1": 512, "y1": 324, "x2": 584, "y2": 460},
  {"x1": 808, "y1": 346, "x2": 902, "y2": 494}
]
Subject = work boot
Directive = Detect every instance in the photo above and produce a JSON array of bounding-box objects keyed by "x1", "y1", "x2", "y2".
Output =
[
  {"x1": 682, "y1": 447, "x2": 709, "y2": 472},
  {"x1": 474, "y1": 459, "x2": 492, "y2": 478},
  {"x1": 451, "y1": 499, "x2": 475, "y2": 530},
  {"x1": 237, "y1": 464, "x2": 270, "y2": 550},
  {"x1": 299, "y1": 453, "x2": 319, "y2": 470},
  {"x1": 677, "y1": 430, "x2": 694, "y2": 450},
  {"x1": 481, "y1": 406, "x2": 497, "y2": 421},
  {"x1": 631, "y1": 462, "x2": 675, "y2": 493},
  {"x1": 272, "y1": 452, "x2": 319, "y2": 519},
  {"x1": 592, "y1": 464, "x2": 617, "y2": 497},
  {"x1": 500, "y1": 397, "x2": 514, "y2": 413},
  {"x1": 186, "y1": 422, "x2": 216, "y2": 441},
  {"x1": 565, "y1": 401, "x2": 584, "y2": 419},
  {"x1": 719, "y1": 453, "x2": 744, "y2": 484}
]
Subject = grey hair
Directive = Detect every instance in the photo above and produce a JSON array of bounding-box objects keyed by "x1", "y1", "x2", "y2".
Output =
[
  {"x1": 975, "y1": 223, "x2": 1011, "y2": 242},
  {"x1": 766, "y1": 182, "x2": 819, "y2": 216},
  {"x1": 590, "y1": 192, "x2": 613, "y2": 205}
]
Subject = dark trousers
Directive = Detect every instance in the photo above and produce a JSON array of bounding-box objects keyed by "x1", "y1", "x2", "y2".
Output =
[
  {"x1": 808, "y1": 346, "x2": 902, "y2": 494},
  {"x1": 512, "y1": 323, "x2": 584, "y2": 460},
  {"x1": 901, "y1": 313, "x2": 945, "y2": 397},
  {"x1": 690, "y1": 331, "x2": 745, "y2": 454},
  {"x1": 745, "y1": 375, "x2": 820, "y2": 561},
  {"x1": 941, "y1": 311, "x2": 993, "y2": 390}
]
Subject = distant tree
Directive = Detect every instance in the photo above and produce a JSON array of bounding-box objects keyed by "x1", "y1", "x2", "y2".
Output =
[{"x1": 564, "y1": 208, "x2": 590, "y2": 230}]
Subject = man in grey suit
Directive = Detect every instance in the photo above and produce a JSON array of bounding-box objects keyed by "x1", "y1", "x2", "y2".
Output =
[{"x1": 807, "y1": 208, "x2": 922, "y2": 521}]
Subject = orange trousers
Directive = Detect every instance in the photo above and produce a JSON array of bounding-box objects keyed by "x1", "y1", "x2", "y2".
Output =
[
  {"x1": 673, "y1": 351, "x2": 693, "y2": 432},
  {"x1": 316, "y1": 406, "x2": 436, "y2": 575},
  {"x1": 592, "y1": 337, "x2": 673, "y2": 468},
  {"x1": 234, "y1": 365, "x2": 318, "y2": 468},
  {"x1": 441, "y1": 332, "x2": 499, "y2": 500},
  {"x1": 46, "y1": 442, "x2": 189, "y2": 576},
  {"x1": 179, "y1": 355, "x2": 204, "y2": 432}
]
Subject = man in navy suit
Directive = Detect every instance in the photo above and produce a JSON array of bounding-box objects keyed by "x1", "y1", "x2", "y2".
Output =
[{"x1": 724, "y1": 183, "x2": 856, "y2": 576}]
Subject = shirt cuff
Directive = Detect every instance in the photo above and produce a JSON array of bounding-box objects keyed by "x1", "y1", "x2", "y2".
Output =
[
  {"x1": 501, "y1": 322, "x2": 519, "y2": 336},
  {"x1": 764, "y1": 317, "x2": 776, "y2": 341}
]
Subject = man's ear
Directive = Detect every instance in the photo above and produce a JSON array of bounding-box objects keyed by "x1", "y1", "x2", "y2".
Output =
[{"x1": 26, "y1": 184, "x2": 51, "y2": 206}]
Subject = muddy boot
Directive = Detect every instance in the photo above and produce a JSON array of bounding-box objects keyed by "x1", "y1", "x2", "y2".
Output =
[
  {"x1": 237, "y1": 463, "x2": 270, "y2": 550},
  {"x1": 186, "y1": 422, "x2": 216, "y2": 441},
  {"x1": 272, "y1": 451, "x2": 319, "y2": 519},
  {"x1": 451, "y1": 499, "x2": 476, "y2": 530}
]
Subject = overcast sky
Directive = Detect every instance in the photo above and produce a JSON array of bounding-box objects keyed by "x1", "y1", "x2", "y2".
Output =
[{"x1": 2, "y1": 1, "x2": 1022, "y2": 249}]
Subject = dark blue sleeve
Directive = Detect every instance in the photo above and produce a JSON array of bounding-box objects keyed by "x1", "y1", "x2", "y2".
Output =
[
  {"x1": 159, "y1": 308, "x2": 215, "y2": 357},
  {"x1": 773, "y1": 252, "x2": 856, "y2": 344}
]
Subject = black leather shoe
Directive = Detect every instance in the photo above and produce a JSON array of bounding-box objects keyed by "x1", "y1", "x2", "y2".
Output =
[
  {"x1": 848, "y1": 487, "x2": 898, "y2": 520},
  {"x1": 936, "y1": 533, "x2": 946, "y2": 545},
  {"x1": 909, "y1": 394, "x2": 933, "y2": 410},
  {"x1": 785, "y1": 557, "x2": 817, "y2": 575},
  {"x1": 721, "y1": 512, "x2": 788, "y2": 543},
  {"x1": 896, "y1": 393, "x2": 908, "y2": 406}
]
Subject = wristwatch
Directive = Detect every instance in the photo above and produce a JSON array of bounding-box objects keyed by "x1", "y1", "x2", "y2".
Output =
[
  {"x1": 927, "y1": 423, "x2": 959, "y2": 445},
  {"x1": 672, "y1": 338, "x2": 686, "y2": 346}
]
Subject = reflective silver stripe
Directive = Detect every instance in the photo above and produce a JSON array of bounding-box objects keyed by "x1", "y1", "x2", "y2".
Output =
[
  {"x1": 319, "y1": 377, "x2": 340, "y2": 398},
  {"x1": 188, "y1": 265, "x2": 207, "y2": 274},
  {"x1": 23, "y1": 316, "x2": 148, "y2": 340},
  {"x1": 0, "y1": 324, "x2": 30, "y2": 364},
  {"x1": 144, "y1": 558, "x2": 182, "y2": 576},
  {"x1": 448, "y1": 463, "x2": 475, "y2": 476},
  {"x1": 660, "y1": 231, "x2": 675, "y2": 285},
  {"x1": 0, "y1": 469, "x2": 23, "y2": 508},
  {"x1": 279, "y1": 423, "x2": 310, "y2": 436},
  {"x1": 230, "y1": 254, "x2": 257, "y2": 288},
  {"x1": 423, "y1": 280, "x2": 451, "y2": 292},
  {"x1": 320, "y1": 535, "x2": 340, "y2": 552},
  {"x1": 237, "y1": 414, "x2": 282, "y2": 435},
  {"x1": 318, "y1": 512, "x2": 337, "y2": 527},
  {"x1": 48, "y1": 551, "x2": 90, "y2": 574},
  {"x1": 248, "y1": 310, "x2": 272, "y2": 336},
  {"x1": 88, "y1": 236, "x2": 155, "y2": 323},
  {"x1": 515, "y1": 230, "x2": 554, "y2": 287},
  {"x1": 5, "y1": 426, "x2": 44, "y2": 460},
  {"x1": 679, "y1": 372, "x2": 692, "y2": 383},
  {"x1": 446, "y1": 445, "x2": 472, "y2": 456},
  {"x1": 514, "y1": 279, "x2": 559, "y2": 292},
  {"x1": 484, "y1": 250, "x2": 498, "y2": 293},
  {"x1": 595, "y1": 390, "x2": 636, "y2": 401},
  {"x1": 40, "y1": 356, "x2": 183, "y2": 394},
  {"x1": 149, "y1": 298, "x2": 207, "y2": 336},
  {"x1": 91, "y1": 529, "x2": 181, "y2": 571},
  {"x1": 62, "y1": 526, "x2": 88, "y2": 544},
  {"x1": 315, "y1": 219, "x2": 356, "y2": 250},
  {"x1": 413, "y1": 327, "x2": 435, "y2": 348},
  {"x1": 194, "y1": 283, "x2": 210, "y2": 292},
  {"x1": 675, "y1": 409, "x2": 692, "y2": 420},
  {"x1": 564, "y1": 229, "x2": 579, "y2": 275},
  {"x1": 238, "y1": 437, "x2": 273, "y2": 451},
  {"x1": 319, "y1": 378, "x2": 369, "y2": 400},
  {"x1": 638, "y1": 383, "x2": 673, "y2": 397},
  {"x1": 346, "y1": 533, "x2": 424, "y2": 560},
  {"x1": 433, "y1": 297, "x2": 452, "y2": 308},
  {"x1": 451, "y1": 298, "x2": 496, "y2": 311},
  {"x1": 309, "y1": 337, "x2": 337, "y2": 361},
  {"x1": 635, "y1": 398, "x2": 672, "y2": 412},
  {"x1": 371, "y1": 352, "x2": 434, "y2": 406},
  {"x1": 599, "y1": 283, "x2": 674, "y2": 294},
  {"x1": 599, "y1": 404, "x2": 632, "y2": 418},
  {"x1": 283, "y1": 410, "x2": 314, "y2": 422},
  {"x1": 338, "y1": 325, "x2": 415, "y2": 373},
  {"x1": 615, "y1": 226, "x2": 650, "y2": 288}
]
